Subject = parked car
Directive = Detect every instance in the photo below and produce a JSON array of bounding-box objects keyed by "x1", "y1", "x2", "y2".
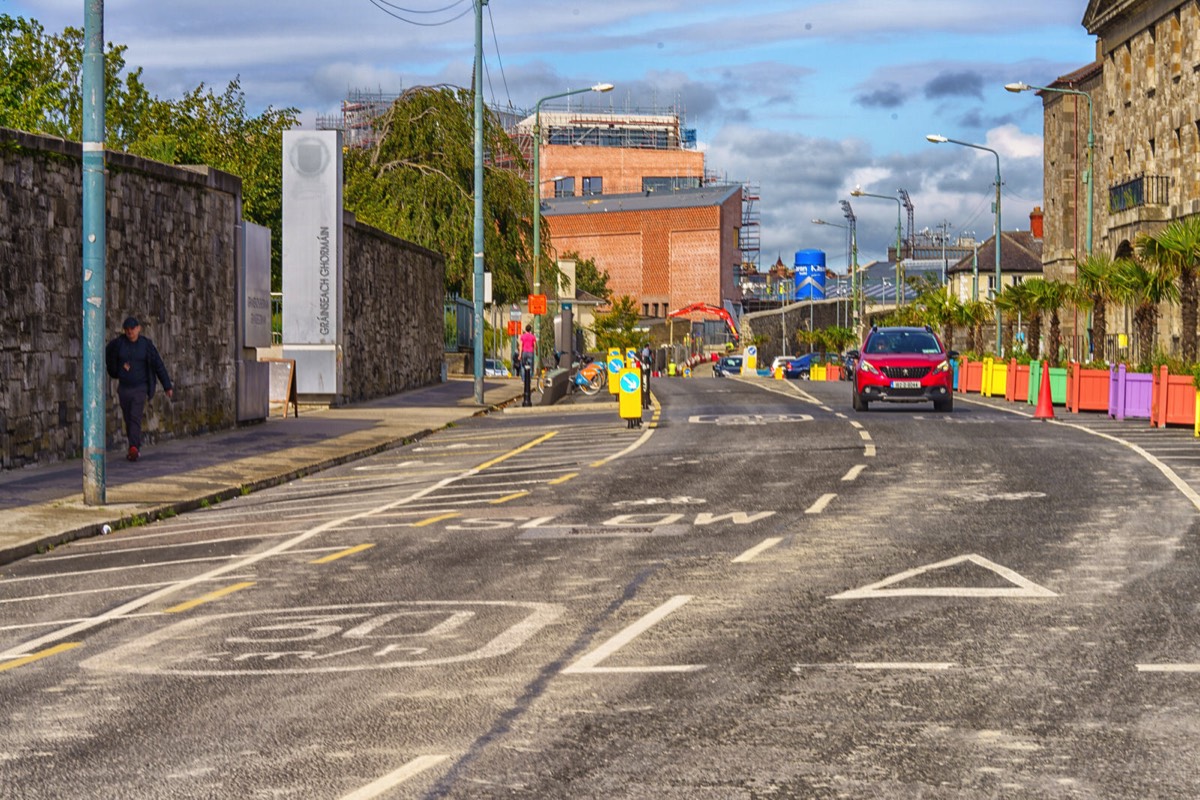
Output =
[
  {"x1": 484, "y1": 359, "x2": 511, "y2": 377},
  {"x1": 783, "y1": 353, "x2": 817, "y2": 379},
  {"x1": 849, "y1": 326, "x2": 957, "y2": 412},
  {"x1": 713, "y1": 355, "x2": 744, "y2": 377}
]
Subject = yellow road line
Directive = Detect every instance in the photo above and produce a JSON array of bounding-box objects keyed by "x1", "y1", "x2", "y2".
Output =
[
  {"x1": 411, "y1": 512, "x2": 461, "y2": 527},
  {"x1": 474, "y1": 431, "x2": 557, "y2": 471},
  {"x1": 490, "y1": 491, "x2": 530, "y2": 504},
  {"x1": 0, "y1": 642, "x2": 81, "y2": 673},
  {"x1": 548, "y1": 473, "x2": 578, "y2": 485},
  {"x1": 311, "y1": 543, "x2": 375, "y2": 564},
  {"x1": 164, "y1": 582, "x2": 255, "y2": 614}
]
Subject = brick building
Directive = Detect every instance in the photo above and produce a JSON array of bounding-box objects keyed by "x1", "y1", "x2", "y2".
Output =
[
  {"x1": 513, "y1": 108, "x2": 748, "y2": 318},
  {"x1": 541, "y1": 185, "x2": 744, "y2": 317},
  {"x1": 1039, "y1": 0, "x2": 1200, "y2": 354}
]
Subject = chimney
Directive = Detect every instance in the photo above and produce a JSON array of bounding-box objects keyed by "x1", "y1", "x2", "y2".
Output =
[{"x1": 1030, "y1": 206, "x2": 1044, "y2": 239}]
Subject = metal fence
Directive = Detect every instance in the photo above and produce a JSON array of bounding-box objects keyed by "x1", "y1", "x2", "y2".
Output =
[
  {"x1": 1108, "y1": 174, "x2": 1171, "y2": 213},
  {"x1": 444, "y1": 294, "x2": 474, "y2": 352}
]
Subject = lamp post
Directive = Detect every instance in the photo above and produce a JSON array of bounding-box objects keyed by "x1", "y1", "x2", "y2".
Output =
[
  {"x1": 1007, "y1": 80, "x2": 1093, "y2": 359},
  {"x1": 812, "y1": 217, "x2": 851, "y2": 330},
  {"x1": 850, "y1": 186, "x2": 904, "y2": 308},
  {"x1": 927, "y1": 134, "x2": 1003, "y2": 356},
  {"x1": 839, "y1": 200, "x2": 859, "y2": 336},
  {"x1": 531, "y1": 83, "x2": 613, "y2": 372},
  {"x1": 471, "y1": 0, "x2": 489, "y2": 403}
]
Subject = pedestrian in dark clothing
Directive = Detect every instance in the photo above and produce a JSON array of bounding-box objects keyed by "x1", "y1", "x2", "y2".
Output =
[{"x1": 105, "y1": 316, "x2": 173, "y2": 461}]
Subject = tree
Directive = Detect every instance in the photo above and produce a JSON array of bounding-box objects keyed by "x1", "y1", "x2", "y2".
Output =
[
  {"x1": 1113, "y1": 257, "x2": 1179, "y2": 367},
  {"x1": 1137, "y1": 216, "x2": 1200, "y2": 362},
  {"x1": 1024, "y1": 278, "x2": 1073, "y2": 365},
  {"x1": 592, "y1": 295, "x2": 644, "y2": 351},
  {"x1": 560, "y1": 250, "x2": 612, "y2": 302},
  {"x1": 343, "y1": 86, "x2": 532, "y2": 303},
  {"x1": 1075, "y1": 254, "x2": 1123, "y2": 363},
  {"x1": 994, "y1": 282, "x2": 1035, "y2": 357}
]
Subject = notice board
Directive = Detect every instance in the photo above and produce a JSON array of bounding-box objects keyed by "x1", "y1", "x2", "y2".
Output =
[{"x1": 262, "y1": 358, "x2": 298, "y2": 418}]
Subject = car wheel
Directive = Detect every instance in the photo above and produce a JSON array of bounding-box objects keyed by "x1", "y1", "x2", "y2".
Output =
[
  {"x1": 799, "y1": 369, "x2": 810, "y2": 381},
  {"x1": 934, "y1": 394, "x2": 953, "y2": 413},
  {"x1": 852, "y1": 390, "x2": 868, "y2": 412}
]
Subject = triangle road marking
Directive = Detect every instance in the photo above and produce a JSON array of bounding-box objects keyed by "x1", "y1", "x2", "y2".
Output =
[{"x1": 829, "y1": 554, "x2": 1058, "y2": 600}]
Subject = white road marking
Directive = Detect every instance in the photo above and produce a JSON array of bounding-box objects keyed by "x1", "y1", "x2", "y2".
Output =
[
  {"x1": 339, "y1": 755, "x2": 450, "y2": 800},
  {"x1": 849, "y1": 420, "x2": 863, "y2": 429},
  {"x1": 563, "y1": 595, "x2": 705, "y2": 674},
  {"x1": 805, "y1": 493, "x2": 837, "y2": 514},
  {"x1": 864, "y1": 445, "x2": 877, "y2": 457},
  {"x1": 590, "y1": 424, "x2": 656, "y2": 467},
  {"x1": 841, "y1": 465, "x2": 867, "y2": 482},
  {"x1": 794, "y1": 662, "x2": 956, "y2": 671},
  {"x1": 0, "y1": 577, "x2": 256, "y2": 610},
  {"x1": 830, "y1": 553, "x2": 1058, "y2": 600},
  {"x1": 1137, "y1": 664, "x2": 1200, "y2": 673},
  {"x1": 732, "y1": 537, "x2": 783, "y2": 563},
  {"x1": 858, "y1": 430, "x2": 872, "y2": 441}
]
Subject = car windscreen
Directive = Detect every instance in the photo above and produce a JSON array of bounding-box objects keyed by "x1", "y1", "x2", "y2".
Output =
[{"x1": 866, "y1": 332, "x2": 942, "y2": 354}]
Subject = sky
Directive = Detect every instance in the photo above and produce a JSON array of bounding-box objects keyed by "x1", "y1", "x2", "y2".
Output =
[{"x1": 7, "y1": 0, "x2": 1098, "y2": 271}]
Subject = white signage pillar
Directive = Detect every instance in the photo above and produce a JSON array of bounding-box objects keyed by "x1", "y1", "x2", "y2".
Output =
[{"x1": 282, "y1": 130, "x2": 343, "y2": 397}]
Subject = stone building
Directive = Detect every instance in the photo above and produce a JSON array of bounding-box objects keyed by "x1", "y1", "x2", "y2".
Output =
[{"x1": 1040, "y1": 0, "x2": 1200, "y2": 354}]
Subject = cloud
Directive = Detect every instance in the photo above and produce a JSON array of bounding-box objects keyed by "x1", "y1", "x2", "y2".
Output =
[
  {"x1": 924, "y1": 70, "x2": 984, "y2": 101},
  {"x1": 855, "y1": 84, "x2": 909, "y2": 109}
]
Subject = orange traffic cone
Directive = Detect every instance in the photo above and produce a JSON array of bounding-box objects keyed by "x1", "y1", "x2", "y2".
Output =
[{"x1": 1033, "y1": 363, "x2": 1055, "y2": 420}]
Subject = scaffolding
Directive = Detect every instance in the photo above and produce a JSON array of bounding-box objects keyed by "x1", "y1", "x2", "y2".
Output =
[
  {"x1": 315, "y1": 89, "x2": 401, "y2": 149},
  {"x1": 740, "y1": 182, "x2": 761, "y2": 273}
]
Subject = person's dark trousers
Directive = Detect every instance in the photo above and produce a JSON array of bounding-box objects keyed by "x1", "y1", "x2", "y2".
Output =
[{"x1": 118, "y1": 384, "x2": 148, "y2": 449}]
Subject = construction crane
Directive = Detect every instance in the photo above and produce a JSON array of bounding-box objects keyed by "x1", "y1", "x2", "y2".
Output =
[{"x1": 898, "y1": 188, "x2": 915, "y2": 253}]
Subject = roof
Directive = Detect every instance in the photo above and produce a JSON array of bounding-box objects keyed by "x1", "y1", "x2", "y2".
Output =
[
  {"x1": 541, "y1": 185, "x2": 743, "y2": 216},
  {"x1": 946, "y1": 230, "x2": 1044, "y2": 275},
  {"x1": 1049, "y1": 60, "x2": 1103, "y2": 88}
]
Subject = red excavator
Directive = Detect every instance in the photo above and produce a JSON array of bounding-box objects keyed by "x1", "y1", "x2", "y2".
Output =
[{"x1": 666, "y1": 302, "x2": 740, "y2": 345}]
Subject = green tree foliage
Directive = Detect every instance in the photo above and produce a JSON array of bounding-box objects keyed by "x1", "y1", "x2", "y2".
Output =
[
  {"x1": 561, "y1": 250, "x2": 612, "y2": 302},
  {"x1": 592, "y1": 295, "x2": 644, "y2": 351},
  {"x1": 1113, "y1": 257, "x2": 1179, "y2": 367},
  {"x1": 1137, "y1": 216, "x2": 1200, "y2": 363},
  {"x1": 343, "y1": 86, "x2": 532, "y2": 303},
  {"x1": 1, "y1": 14, "x2": 299, "y2": 289}
]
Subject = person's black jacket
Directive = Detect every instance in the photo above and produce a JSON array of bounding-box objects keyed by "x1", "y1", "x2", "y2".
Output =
[{"x1": 105, "y1": 334, "x2": 172, "y2": 398}]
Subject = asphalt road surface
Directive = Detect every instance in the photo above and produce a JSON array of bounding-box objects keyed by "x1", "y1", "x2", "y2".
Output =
[{"x1": 5, "y1": 374, "x2": 1200, "y2": 799}]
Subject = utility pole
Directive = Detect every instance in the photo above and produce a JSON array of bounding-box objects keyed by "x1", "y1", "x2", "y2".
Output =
[
  {"x1": 82, "y1": 0, "x2": 106, "y2": 504},
  {"x1": 471, "y1": 0, "x2": 489, "y2": 403}
]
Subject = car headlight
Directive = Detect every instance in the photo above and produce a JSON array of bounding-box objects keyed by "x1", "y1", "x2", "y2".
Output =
[
  {"x1": 859, "y1": 360, "x2": 881, "y2": 376},
  {"x1": 932, "y1": 359, "x2": 951, "y2": 374}
]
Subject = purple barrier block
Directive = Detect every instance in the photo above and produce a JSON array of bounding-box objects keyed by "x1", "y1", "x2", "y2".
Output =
[{"x1": 1109, "y1": 364, "x2": 1152, "y2": 420}]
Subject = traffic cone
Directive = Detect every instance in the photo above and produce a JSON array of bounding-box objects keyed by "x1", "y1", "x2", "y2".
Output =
[{"x1": 1033, "y1": 363, "x2": 1055, "y2": 420}]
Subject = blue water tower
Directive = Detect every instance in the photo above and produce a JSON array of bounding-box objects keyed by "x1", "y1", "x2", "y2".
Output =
[{"x1": 794, "y1": 249, "x2": 826, "y2": 301}]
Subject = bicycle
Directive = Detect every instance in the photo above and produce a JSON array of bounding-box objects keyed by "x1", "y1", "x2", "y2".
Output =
[{"x1": 535, "y1": 352, "x2": 605, "y2": 397}]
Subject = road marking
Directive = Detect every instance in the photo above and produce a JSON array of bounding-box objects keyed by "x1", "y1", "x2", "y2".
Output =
[
  {"x1": 475, "y1": 431, "x2": 558, "y2": 471},
  {"x1": 0, "y1": 642, "x2": 82, "y2": 672},
  {"x1": 858, "y1": 430, "x2": 872, "y2": 441},
  {"x1": 794, "y1": 661, "x2": 956, "y2": 672},
  {"x1": 311, "y1": 544, "x2": 375, "y2": 564},
  {"x1": 591, "y1": 423, "x2": 656, "y2": 468},
  {"x1": 339, "y1": 755, "x2": 451, "y2": 799},
  {"x1": 805, "y1": 493, "x2": 837, "y2": 514},
  {"x1": 841, "y1": 464, "x2": 867, "y2": 482},
  {"x1": 563, "y1": 595, "x2": 706, "y2": 674},
  {"x1": 490, "y1": 491, "x2": 530, "y2": 504},
  {"x1": 411, "y1": 512, "x2": 461, "y2": 527},
  {"x1": 687, "y1": 413, "x2": 814, "y2": 425},
  {"x1": 864, "y1": 444, "x2": 877, "y2": 457},
  {"x1": 548, "y1": 472, "x2": 578, "y2": 485},
  {"x1": 1137, "y1": 664, "x2": 1200, "y2": 673},
  {"x1": 830, "y1": 554, "x2": 1058, "y2": 600},
  {"x1": 164, "y1": 582, "x2": 256, "y2": 614},
  {"x1": 849, "y1": 420, "x2": 863, "y2": 429},
  {"x1": 732, "y1": 537, "x2": 783, "y2": 563}
]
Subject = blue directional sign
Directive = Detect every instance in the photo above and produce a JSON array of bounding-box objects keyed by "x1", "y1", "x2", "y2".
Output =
[
  {"x1": 620, "y1": 371, "x2": 642, "y2": 393},
  {"x1": 608, "y1": 357, "x2": 625, "y2": 374}
]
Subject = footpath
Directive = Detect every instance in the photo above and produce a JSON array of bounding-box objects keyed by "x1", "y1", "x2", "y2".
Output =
[{"x1": 0, "y1": 378, "x2": 534, "y2": 567}]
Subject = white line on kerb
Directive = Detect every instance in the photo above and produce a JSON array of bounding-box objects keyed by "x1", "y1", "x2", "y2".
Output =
[
  {"x1": 805, "y1": 493, "x2": 837, "y2": 514},
  {"x1": 563, "y1": 595, "x2": 705, "y2": 674},
  {"x1": 732, "y1": 537, "x2": 783, "y2": 563},
  {"x1": 339, "y1": 755, "x2": 450, "y2": 799},
  {"x1": 841, "y1": 464, "x2": 867, "y2": 482}
]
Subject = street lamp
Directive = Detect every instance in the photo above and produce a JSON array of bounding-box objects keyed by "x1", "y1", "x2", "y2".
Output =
[
  {"x1": 1008, "y1": 80, "x2": 1093, "y2": 360},
  {"x1": 927, "y1": 134, "x2": 1003, "y2": 356},
  {"x1": 812, "y1": 218, "x2": 851, "y2": 329},
  {"x1": 839, "y1": 200, "x2": 859, "y2": 335},
  {"x1": 850, "y1": 186, "x2": 905, "y2": 308},
  {"x1": 532, "y1": 83, "x2": 614, "y2": 371},
  {"x1": 1006, "y1": 82, "x2": 1092, "y2": 257}
]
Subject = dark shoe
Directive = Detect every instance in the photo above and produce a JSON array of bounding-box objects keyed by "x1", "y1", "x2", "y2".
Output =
[{"x1": 127, "y1": 446, "x2": 139, "y2": 462}]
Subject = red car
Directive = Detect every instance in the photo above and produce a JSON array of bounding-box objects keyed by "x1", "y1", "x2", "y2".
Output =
[{"x1": 849, "y1": 326, "x2": 957, "y2": 412}]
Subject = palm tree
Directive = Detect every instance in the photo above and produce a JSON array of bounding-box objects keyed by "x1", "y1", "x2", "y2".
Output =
[
  {"x1": 1024, "y1": 278, "x2": 1073, "y2": 366},
  {"x1": 1137, "y1": 216, "x2": 1200, "y2": 362},
  {"x1": 955, "y1": 299, "x2": 991, "y2": 355},
  {"x1": 915, "y1": 289, "x2": 961, "y2": 353},
  {"x1": 1075, "y1": 254, "x2": 1123, "y2": 363},
  {"x1": 994, "y1": 282, "x2": 1027, "y2": 357},
  {"x1": 1113, "y1": 257, "x2": 1180, "y2": 367}
]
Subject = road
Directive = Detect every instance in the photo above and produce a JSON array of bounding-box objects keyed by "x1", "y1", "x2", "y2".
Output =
[{"x1": 4, "y1": 374, "x2": 1200, "y2": 798}]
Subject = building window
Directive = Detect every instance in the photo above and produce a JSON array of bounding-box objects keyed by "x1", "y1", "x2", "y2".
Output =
[
  {"x1": 642, "y1": 303, "x2": 650, "y2": 316},
  {"x1": 554, "y1": 177, "x2": 575, "y2": 198},
  {"x1": 642, "y1": 176, "x2": 701, "y2": 193},
  {"x1": 582, "y1": 176, "x2": 603, "y2": 196}
]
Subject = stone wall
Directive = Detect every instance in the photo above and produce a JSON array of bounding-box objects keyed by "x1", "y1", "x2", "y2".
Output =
[
  {"x1": 0, "y1": 128, "x2": 242, "y2": 469},
  {"x1": 741, "y1": 300, "x2": 843, "y2": 363},
  {"x1": 342, "y1": 213, "x2": 444, "y2": 402},
  {"x1": 0, "y1": 128, "x2": 446, "y2": 470}
]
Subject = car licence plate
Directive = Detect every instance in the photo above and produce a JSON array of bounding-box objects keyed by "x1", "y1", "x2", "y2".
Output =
[{"x1": 891, "y1": 380, "x2": 921, "y2": 389}]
